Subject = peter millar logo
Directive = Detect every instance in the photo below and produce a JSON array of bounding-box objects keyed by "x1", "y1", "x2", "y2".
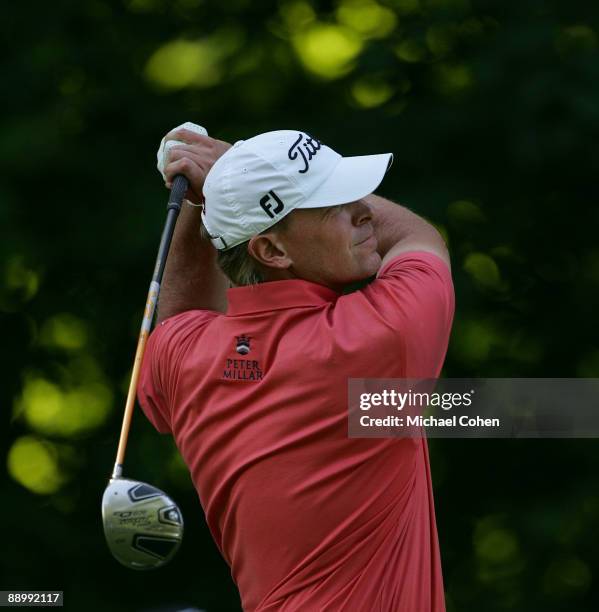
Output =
[
  {"x1": 223, "y1": 335, "x2": 263, "y2": 381},
  {"x1": 236, "y1": 335, "x2": 251, "y2": 355},
  {"x1": 288, "y1": 133, "x2": 322, "y2": 174}
]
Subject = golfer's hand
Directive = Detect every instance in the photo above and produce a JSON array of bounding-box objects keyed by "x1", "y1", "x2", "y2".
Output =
[{"x1": 162, "y1": 128, "x2": 231, "y2": 204}]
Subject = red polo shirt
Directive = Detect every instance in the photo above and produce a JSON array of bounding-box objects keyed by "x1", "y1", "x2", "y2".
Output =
[{"x1": 138, "y1": 251, "x2": 454, "y2": 611}]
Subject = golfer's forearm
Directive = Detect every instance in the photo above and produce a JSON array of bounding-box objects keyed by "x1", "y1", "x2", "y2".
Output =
[
  {"x1": 366, "y1": 194, "x2": 450, "y2": 268},
  {"x1": 156, "y1": 202, "x2": 228, "y2": 323}
]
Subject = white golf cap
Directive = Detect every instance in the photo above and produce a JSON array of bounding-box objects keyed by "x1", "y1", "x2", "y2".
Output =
[{"x1": 202, "y1": 130, "x2": 393, "y2": 250}]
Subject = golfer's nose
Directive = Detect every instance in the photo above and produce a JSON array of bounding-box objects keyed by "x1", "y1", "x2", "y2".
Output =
[{"x1": 351, "y1": 200, "x2": 373, "y2": 226}]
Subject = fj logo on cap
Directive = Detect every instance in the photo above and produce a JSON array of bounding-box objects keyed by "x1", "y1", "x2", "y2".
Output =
[
  {"x1": 288, "y1": 133, "x2": 322, "y2": 174},
  {"x1": 259, "y1": 190, "x2": 285, "y2": 219}
]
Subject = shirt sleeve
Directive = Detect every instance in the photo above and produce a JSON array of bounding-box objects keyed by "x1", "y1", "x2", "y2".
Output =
[
  {"x1": 137, "y1": 309, "x2": 219, "y2": 433},
  {"x1": 336, "y1": 251, "x2": 455, "y2": 378}
]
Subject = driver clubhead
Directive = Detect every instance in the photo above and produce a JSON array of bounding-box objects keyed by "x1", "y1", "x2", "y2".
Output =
[{"x1": 102, "y1": 477, "x2": 184, "y2": 570}]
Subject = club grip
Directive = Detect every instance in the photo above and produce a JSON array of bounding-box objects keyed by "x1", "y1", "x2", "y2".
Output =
[{"x1": 167, "y1": 175, "x2": 189, "y2": 212}]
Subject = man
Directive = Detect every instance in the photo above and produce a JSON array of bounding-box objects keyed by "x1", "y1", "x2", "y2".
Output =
[{"x1": 138, "y1": 125, "x2": 454, "y2": 611}]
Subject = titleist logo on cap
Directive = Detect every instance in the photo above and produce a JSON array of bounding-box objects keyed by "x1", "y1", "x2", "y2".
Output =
[{"x1": 287, "y1": 133, "x2": 322, "y2": 174}]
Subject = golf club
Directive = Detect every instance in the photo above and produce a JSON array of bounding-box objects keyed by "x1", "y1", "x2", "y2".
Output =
[{"x1": 101, "y1": 164, "x2": 195, "y2": 570}]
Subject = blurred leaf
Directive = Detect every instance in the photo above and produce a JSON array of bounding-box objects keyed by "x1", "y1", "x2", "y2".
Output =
[
  {"x1": 15, "y1": 374, "x2": 113, "y2": 438},
  {"x1": 39, "y1": 313, "x2": 88, "y2": 351},
  {"x1": 463, "y1": 252, "x2": 501, "y2": 290},
  {"x1": 292, "y1": 23, "x2": 364, "y2": 78},
  {"x1": 336, "y1": 0, "x2": 398, "y2": 39},
  {"x1": 7, "y1": 436, "x2": 67, "y2": 495},
  {"x1": 145, "y1": 29, "x2": 244, "y2": 90},
  {"x1": 544, "y1": 557, "x2": 592, "y2": 597},
  {"x1": 351, "y1": 75, "x2": 395, "y2": 107}
]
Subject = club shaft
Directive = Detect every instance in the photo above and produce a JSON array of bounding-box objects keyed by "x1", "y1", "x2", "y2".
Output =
[{"x1": 112, "y1": 175, "x2": 189, "y2": 479}]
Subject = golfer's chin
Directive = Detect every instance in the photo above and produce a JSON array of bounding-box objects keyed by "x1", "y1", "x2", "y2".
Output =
[
  {"x1": 352, "y1": 237, "x2": 380, "y2": 266},
  {"x1": 346, "y1": 252, "x2": 382, "y2": 285},
  {"x1": 361, "y1": 251, "x2": 383, "y2": 277}
]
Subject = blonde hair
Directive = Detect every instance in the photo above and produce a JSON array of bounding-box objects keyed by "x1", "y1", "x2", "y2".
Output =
[{"x1": 201, "y1": 217, "x2": 289, "y2": 287}]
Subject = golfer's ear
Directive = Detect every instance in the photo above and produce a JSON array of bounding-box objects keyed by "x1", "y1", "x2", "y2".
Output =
[{"x1": 248, "y1": 234, "x2": 292, "y2": 270}]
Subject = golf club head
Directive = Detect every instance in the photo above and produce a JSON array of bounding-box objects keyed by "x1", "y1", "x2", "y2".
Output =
[{"x1": 102, "y1": 477, "x2": 183, "y2": 570}]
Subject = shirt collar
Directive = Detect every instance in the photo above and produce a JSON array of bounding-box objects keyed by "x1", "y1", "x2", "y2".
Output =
[{"x1": 226, "y1": 279, "x2": 339, "y2": 316}]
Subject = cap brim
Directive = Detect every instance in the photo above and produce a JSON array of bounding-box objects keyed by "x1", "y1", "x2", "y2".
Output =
[{"x1": 298, "y1": 153, "x2": 393, "y2": 209}]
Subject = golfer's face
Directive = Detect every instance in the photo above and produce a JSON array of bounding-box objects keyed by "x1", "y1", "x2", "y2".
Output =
[{"x1": 282, "y1": 199, "x2": 381, "y2": 290}]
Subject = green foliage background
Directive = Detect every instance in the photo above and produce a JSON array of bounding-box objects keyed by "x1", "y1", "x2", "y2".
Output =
[{"x1": 1, "y1": 0, "x2": 599, "y2": 610}]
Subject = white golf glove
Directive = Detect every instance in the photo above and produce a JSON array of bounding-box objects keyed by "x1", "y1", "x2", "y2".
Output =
[{"x1": 156, "y1": 121, "x2": 208, "y2": 181}]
